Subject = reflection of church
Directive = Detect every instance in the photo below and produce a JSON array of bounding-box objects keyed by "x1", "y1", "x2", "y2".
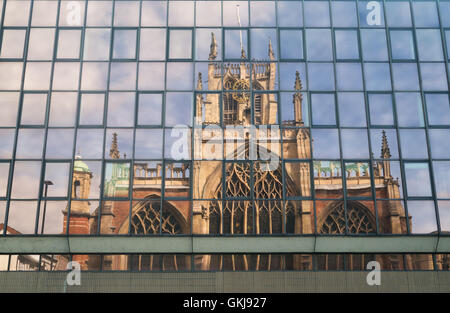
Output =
[{"x1": 64, "y1": 35, "x2": 438, "y2": 272}]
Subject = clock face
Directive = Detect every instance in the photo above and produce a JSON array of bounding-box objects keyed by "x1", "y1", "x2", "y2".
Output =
[{"x1": 231, "y1": 79, "x2": 250, "y2": 102}]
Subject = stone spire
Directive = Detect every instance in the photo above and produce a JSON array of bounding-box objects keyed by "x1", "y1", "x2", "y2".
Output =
[
  {"x1": 241, "y1": 47, "x2": 246, "y2": 59},
  {"x1": 381, "y1": 130, "x2": 391, "y2": 158},
  {"x1": 197, "y1": 72, "x2": 203, "y2": 90},
  {"x1": 109, "y1": 132, "x2": 120, "y2": 159},
  {"x1": 268, "y1": 39, "x2": 275, "y2": 60},
  {"x1": 293, "y1": 71, "x2": 304, "y2": 125},
  {"x1": 295, "y1": 70, "x2": 303, "y2": 91},
  {"x1": 208, "y1": 32, "x2": 218, "y2": 60}
]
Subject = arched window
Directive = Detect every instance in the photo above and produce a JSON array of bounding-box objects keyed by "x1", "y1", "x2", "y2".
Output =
[
  {"x1": 208, "y1": 161, "x2": 293, "y2": 270},
  {"x1": 319, "y1": 201, "x2": 376, "y2": 234},
  {"x1": 317, "y1": 201, "x2": 376, "y2": 270},
  {"x1": 128, "y1": 199, "x2": 188, "y2": 271}
]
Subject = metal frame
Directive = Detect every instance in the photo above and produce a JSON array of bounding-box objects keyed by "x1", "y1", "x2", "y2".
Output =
[{"x1": 0, "y1": 0, "x2": 448, "y2": 260}]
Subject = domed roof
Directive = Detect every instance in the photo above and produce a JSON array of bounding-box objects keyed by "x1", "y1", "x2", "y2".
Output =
[{"x1": 74, "y1": 155, "x2": 90, "y2": 173}]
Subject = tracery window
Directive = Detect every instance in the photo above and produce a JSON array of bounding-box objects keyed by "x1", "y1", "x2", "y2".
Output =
[
  {"x1": 319, "y1": 201, "x2": 376, "y2": 234},
  {"x1": 317, "y1": 202, "x2": 376, "y2": 270},
  {"x1": 208, "y1": 161, "x2": 294, "y2": 270},
  {"x1": 129, "y1": 200, "x2": 187, "y2": 270}
]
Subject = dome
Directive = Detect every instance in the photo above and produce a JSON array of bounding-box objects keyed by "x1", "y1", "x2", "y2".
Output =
[{"x1": 74, "y1": 155, "x2": 90, "y2": 173}]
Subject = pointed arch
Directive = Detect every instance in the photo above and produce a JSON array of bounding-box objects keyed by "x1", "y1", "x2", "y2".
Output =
[{"x1": 318, "y1": 201, "x2": 376, "y2": 234}]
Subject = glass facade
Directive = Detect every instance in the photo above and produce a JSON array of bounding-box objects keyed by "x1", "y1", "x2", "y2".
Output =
[{"x1": 0, "y1": 0, "x2": 449, "y2": 273}]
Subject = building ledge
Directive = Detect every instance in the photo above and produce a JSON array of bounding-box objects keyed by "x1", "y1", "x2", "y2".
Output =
[{"x1": 0, "y1": 235, "x2": 448, "y2": 254}]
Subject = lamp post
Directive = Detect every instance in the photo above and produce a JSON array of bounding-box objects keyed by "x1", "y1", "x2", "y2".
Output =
[{"x1": 40, "y1": 180, "x2": 54, "y2": 234}]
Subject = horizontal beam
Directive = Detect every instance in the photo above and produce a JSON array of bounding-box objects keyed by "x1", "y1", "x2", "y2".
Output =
[{"x1": 0, "y1": 235, "x2": 448, "y2": 254}]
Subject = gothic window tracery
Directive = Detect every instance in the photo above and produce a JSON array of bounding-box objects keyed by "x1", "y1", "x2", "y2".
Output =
[
  {"x1": 129, "y1": 199, "x2": 187, "y2": 270},
  {"x1": 208, "y1": 160, "x2": 293, "y2": 270},
  {"x1": 319, "y1": 201, "x2": 376, "y2": 235}
]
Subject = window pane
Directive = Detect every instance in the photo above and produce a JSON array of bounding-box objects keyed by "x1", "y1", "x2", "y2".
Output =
[
  {"x1": 0, "y1": 129, "x2": 15, "y2": 159},
  {"x1": 407, "y1": 201, "x2": 437, "y2": 234},
  {"x1": 385, "y1": 1, "x2": 411, "y2": 27},
  {"x1": 138, "y1": 63, "x2": 165, "y2": 90},
  {"x1": 138, "y1": 94, "x2": 163, "y2": 125},
  {"x1": 140, "y1": 29, "x2": 166, "y2": 60},
  {"x1": 16, "y1": 129, "x2": 45, "y2": 159},
  {"x1": 166, "y1": 63, "x2": 193, "y2": 90},
  {"x1": 335, "y1": 30, "x2": 359, "y2": 60},
  {"x1": 24, "y1": 62, "x2": 52, "y2": 90},
  {"x1": 250, "y1": 1, "x2": 275, "y2": 27},
  {"x1": 361, "y1": 29, "x2": 388, "y2": 61},
  {"x1": 52, "y1": 62, "x2": 80, "y2": 90},
  {"x1": 429, "y1": 130, "x2": 450, "y2": 159},
  {"x1": 311, "y1": 129, "x2": 340, "y2": 159},
  {"x1": 59, "y1": 1, "x2": 85, "y2": 27},
  {"x1": 113, "y1": 30, "x2": 137, "y2": 59},
  {"x1": 4, "y1": 0, "x2": 30, "y2": 26},
  {"x1": 364, "y1": 63, "x2": 391, "y2": 91},
  {"x1": 21, "y1": 94, "x2": 47, "y2": 125},
  {"x1": 304, "y1": 1, "x2": 330, "y2": 27},
  {"x1": 306, "y1": 29, "x2": 332, "y2": 61},
  {"x1": 371, "y1": 129, "x2": 399, "y2": 159},
  {"x1": 57, "y1": 30, "x2": 81, "y2": 59},
  {"x1": 368, "y1": 94, "x2": 394, "y2": 126},
  {"x1": 76, "y1": 129, "x2": 104, "y2": 159},
  {"x1": 0, "y1": 92, "x2": 19, "y2": 127},
  {"x1": 0, "y1": 29, "x2": 26, "y2": 58},
  {"x1": 169, "y1": 30, "x2": 192, "y2": 59},
  {"x1": 107, "y1": 92, "x2": 135, "y2": 127},
  {"x1": 225, "y1": 29, "x2": 248, "y2": 59},
  {"x1": 311, "y1": 93, "x2": 335, "y2": 126},
  {"x1": 79, "y1": 93, "x2": 105, "y2": 125},
  {"x1": 280, "y1": 30, "x2": 303, "y2": 60},
  {"x1": 165, "y1": 92, "x2": 192, "y2": 126},
  {"x1": 223, "y1": 1, "x2": 248, "y2": 27},
  {"x1": 420, "y1": 63, "x2": 448, "y2": 91},
  {"x1": 86, "y1": 1, "x2": 112, "y2": 26},
  {"x1": 27, "y1": 29, "x2": 55, "y2": 60},
  {"x1": 332, "y1": 1, "x2": 357, "y2": 27},
  {"x1": 400, "y1": 130, "x2": 428, "y2": 159},
  {"x1": 81, "y1": 62, "x2": 109, "y2": 90},
  {"x1": 49, "y1": 92, "x2": 77, "y2": 127},
  {"x1": 434, "y1": 162, "x2": 450, "y2": 198},
  {"x1": 338, "y1": 92, "x2": 366, "y2": 127},
  {"x1": 341, "y1": 129, "x2": 369, "y2": 159},
  {"x1": 0, "y1": 163, "x2": 9, "y2": 197},
  {"x1": 277, "y1": 1, "x2": 302, "y2": 27},
  {"x1": 135, "y1": 129, "x2": 163, "y2": 159},
  {"x1": 390, "y1": 30, "x2": 415, "y2": 60},
  {"x1": 404, "y1": 163, "x2": 432, "y2": 197},
  {"x1": 168, "y1": 1, "x2": 194, "y2": 26},
  {"x1": 336, "y1": 63, "x2": 363, "y2": 91},
  {"x1": 395, "y1": 93, "x2": 424, "y2": 127},
  {"x1": 32, "y1": 0, "x2": 58, "y2": 26},
  {"x1": 308, "y1": 63, "x2": 334, "y2": 91},
  {"x1": 358, "y1": 0, "x2": 384, "y2": 27},
  {"x1": 109, "y1": 62, "x2": 137, "y2": 90},
  {"x1": 196, "y1": 29, "x2": 221, "y2": 61},
  {"x1": 413, "y1": 1, "x2": 439, "y2": 27},
  {"x1": 84, "y1": 29, "x2": 111, "y2": 61},
  {"x1": 196, "y1": 1, "x2": 221, "y2": 27},
  {"x1": 45, "y1": 129, "x2": 74, "y2": 159},
  {"x1": 114, "y1": 1, "x2": 139, "y2": 27},
  {"x1": 416, "y1": 29, "x2": 444, "y2": 62},
  {"x1": 251, "y1": 28, "x2": 277, "y2": 60},
  {"x1": 0, "y1": 62, "x2": 23, "y2": 90},
  {"x1": 425, "y1": 94, "x2": 450, "y2": 126},
  {"x1": 141, "y1": 1, "x2": 166, "y2": 27},
  {"x1": 392, "y1": 63, "x2": 419, "y2": 91}
]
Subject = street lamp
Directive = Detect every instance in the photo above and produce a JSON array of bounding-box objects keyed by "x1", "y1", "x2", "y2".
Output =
[{"x1": 40, "y1": 180, "x2": 54, "y2": 234}]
